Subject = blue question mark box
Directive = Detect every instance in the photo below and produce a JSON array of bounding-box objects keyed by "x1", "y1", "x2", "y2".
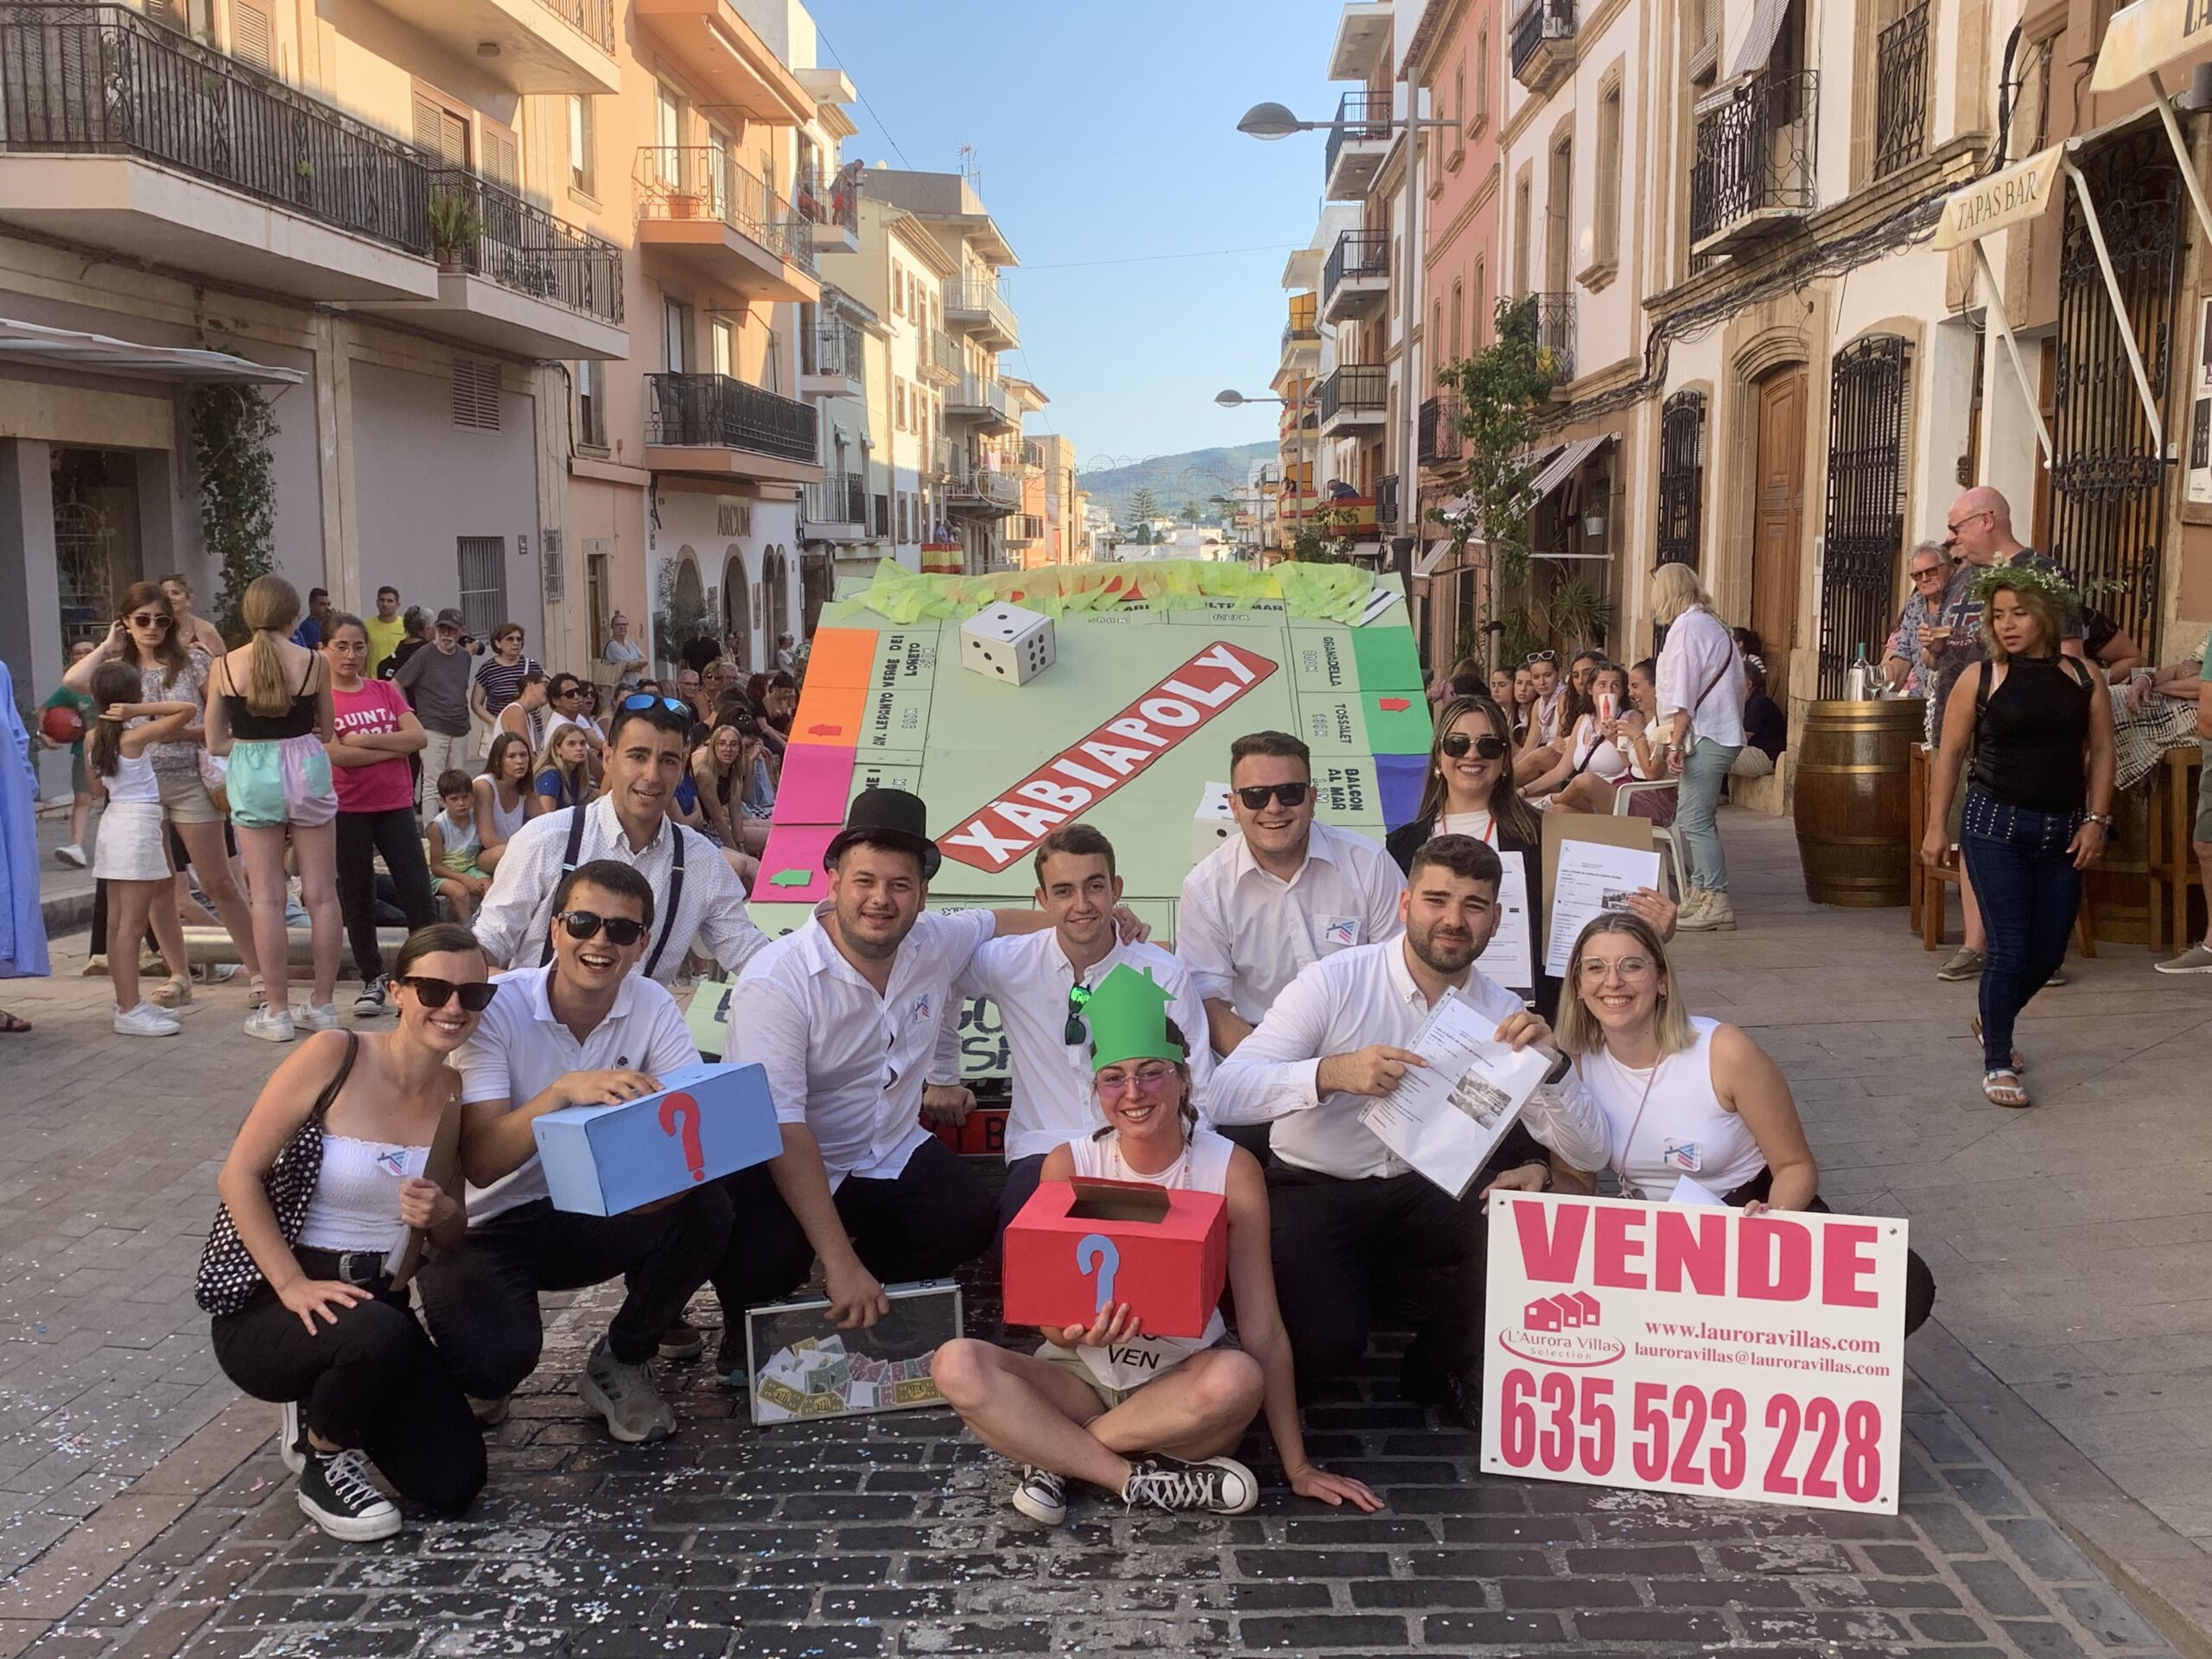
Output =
[
  {"x1": 1000, "y1": 1179, "x2": 1229, "y2": 1339},
  {"x1": 531, "y1": 1061, "x2": 780, "y2": 1217}
]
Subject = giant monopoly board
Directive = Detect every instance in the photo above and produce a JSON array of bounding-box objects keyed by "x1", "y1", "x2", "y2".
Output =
[{"x1": 745, "y1": 559, "x2": 1433, "y2": 944}]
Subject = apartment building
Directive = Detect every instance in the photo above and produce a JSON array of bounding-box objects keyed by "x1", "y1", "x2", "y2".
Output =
[
  {"x1": 1012, "y1": 430, "x2": 1083, "y2": 569},
  {"x1": 1270, "y1": 204, "x2": 1360, "y2": 556},
  {"x1": 0, "y1": 0, "x2": 627, "y2": 792}
]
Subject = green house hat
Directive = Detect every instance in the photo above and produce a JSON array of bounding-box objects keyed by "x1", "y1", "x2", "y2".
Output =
[{"x1": 1084, "y1": 963, "x2": 1185, "y2": 1071}]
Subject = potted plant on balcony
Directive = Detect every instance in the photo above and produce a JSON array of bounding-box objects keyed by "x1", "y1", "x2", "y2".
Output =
[{"x1": 427, "y1": 188, "x2": 483, "y2": 275}]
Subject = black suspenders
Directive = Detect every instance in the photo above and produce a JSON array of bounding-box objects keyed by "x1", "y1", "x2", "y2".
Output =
[{"x1": 538, "y1": 805, "x2": 688, "y2": 977}]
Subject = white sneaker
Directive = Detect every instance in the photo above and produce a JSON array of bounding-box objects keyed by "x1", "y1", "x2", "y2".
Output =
[
  {"x1": 1674, "y1": 887, "x2": 1712, "y2": 927},
  {"x1": 1011, "y1": 1465, "x2": 1068, "y2": 1525},
  {"x1": 54, "y1": 843, "x2": 86, "y2": 869},
  {"x1": 292, "y1": 1002, "x2": 340, "y2": 1032},
  {"x1": 244, "y1": 1007, "x2": 296, "y2": 1043},
  {"x1": 2155, "y1": 942, "x2": 2212, "y2": 975},
  {"x1": 278, "y1": 1401, "x2": 306, "y2": 1476},
  {"x1": 112, "y1": 1001, "x2": 181, "y2": 1038}
]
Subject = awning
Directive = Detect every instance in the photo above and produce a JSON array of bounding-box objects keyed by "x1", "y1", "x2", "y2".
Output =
[
  {"x1": 0, "y1": 317, "x2": 302, "y2": 385},
  {"x1": 1414, "y1": 539, "x2": 1454, "y2": 578},
  {"x1": 1727, "y1": 0, "x2": 1793, "y2": 77},
  {"x1": 1527, "y1": 433, "x2": 1613, "y2": 503}
]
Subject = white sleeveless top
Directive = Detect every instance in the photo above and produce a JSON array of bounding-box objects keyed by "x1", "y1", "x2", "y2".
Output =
[
  {"x1": 105, "y1": 747, "x2": 161, "y2": 805},
  {"x1": 1567, "y1": 717, "x2": 1631, "y2": 782},
  {"x1": 1568, "y1": 1017, "x2": 1766, "y2": 1202},
  {"x1": 1065, "y1": 1127, "x2": 1234, "y2": 1392},
  {"x1": 297, "y1": 1135, "x2": 429, "y2": 1253},
  {"x1": 484, "y1": 781, "x2": 531, "y2": 840}
]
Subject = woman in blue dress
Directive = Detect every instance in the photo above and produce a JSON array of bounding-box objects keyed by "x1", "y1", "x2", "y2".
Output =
[{"x1": 0, "y1": 657, "x2": 51, "y2": 1031}]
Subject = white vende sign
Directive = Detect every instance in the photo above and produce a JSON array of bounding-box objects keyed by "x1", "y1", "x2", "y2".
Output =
[{"x1": 1482, "y1": 1192, "x2": 1911, "y2": 1515}]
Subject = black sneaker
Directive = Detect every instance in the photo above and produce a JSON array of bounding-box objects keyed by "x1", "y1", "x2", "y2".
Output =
[
  {"x1": 1399, "y1": 1344, "x2": 1482, "y2": 1433},
  {"x1": 297, "y1": 1446, "x2": 400, "y2": 1541},
  {"x1": 353, "y1": 976, "x2": 390, "y2": 1016},
  {"x1": 1120, "y1": 1454, "x2": 1259, "y2": 1516}
]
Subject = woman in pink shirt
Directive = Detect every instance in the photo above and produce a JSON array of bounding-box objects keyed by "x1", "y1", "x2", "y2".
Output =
[{"x1": 323, "y1": 616, "x2": 436, "y2": 1017}]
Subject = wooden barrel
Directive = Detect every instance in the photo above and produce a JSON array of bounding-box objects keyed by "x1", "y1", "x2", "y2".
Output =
[{"x1": 1793, "y1": 698, "x2": 1924, "y2": 907}]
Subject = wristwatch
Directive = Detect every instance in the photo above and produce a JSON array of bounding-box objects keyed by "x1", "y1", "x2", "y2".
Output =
[{"x1": 2085, "y1": 811, "x2": 2114, "y2": 830}]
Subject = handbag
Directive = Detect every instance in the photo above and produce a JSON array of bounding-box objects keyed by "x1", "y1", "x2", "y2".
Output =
[{"x1": 194, "y1": 1032, "x2": 359, "y2": 1316}]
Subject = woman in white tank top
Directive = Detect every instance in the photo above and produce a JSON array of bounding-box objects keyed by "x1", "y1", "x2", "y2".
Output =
[
  {"x1": 933, "y1": 965, "x2": 1382, "y2": 1525},
  {"x1": 1554, "y1": 912, "x2": 1935, "y2": 1331}
]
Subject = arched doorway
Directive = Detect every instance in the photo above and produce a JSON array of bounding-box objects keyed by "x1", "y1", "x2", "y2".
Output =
[
  {"x1": 1750, "y1": 364, "x2": 1808, "y2": 703},
  {"x1": 721, "y1": 548, "x2": 752, "y2": 671},
  {"x1": 671, "y1": 550, "x2": 704, "y2": 670},
  {"x1": 762, "y1": 545, "x2": 791, "y2": 654}
]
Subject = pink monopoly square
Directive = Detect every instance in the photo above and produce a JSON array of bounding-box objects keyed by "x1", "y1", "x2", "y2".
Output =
[
  {"x1": 775, "y1": 744, "x2": 857, "y2": 825},
  {"x1": 755, "y1": 824, "x2": 837, "y2": 903}
]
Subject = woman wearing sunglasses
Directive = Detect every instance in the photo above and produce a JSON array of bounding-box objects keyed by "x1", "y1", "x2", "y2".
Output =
[
  {"x1": 933, "y1": 965, "x2": 1382, "y2": 1525},
  {"x1": 205, "y1": 924, "x2": 493, "y2": 1542}
]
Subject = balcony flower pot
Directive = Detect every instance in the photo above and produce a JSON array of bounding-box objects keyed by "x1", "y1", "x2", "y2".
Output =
[
  {"x1": 665, "y1": 191, "x2": 703, "y2": 219},
  {"x1": 428, "y1": 189, "x2": 483, "y2": 275}
]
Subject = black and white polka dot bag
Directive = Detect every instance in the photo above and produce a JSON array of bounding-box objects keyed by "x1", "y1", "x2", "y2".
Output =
[{"x1": 194, "y1": 1033, "x2": 359, "y2": 1317}]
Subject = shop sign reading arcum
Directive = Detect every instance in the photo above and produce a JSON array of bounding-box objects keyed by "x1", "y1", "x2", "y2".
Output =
[{"x1": 938, "y1": 642, "x2": 1278, "y2": 873}]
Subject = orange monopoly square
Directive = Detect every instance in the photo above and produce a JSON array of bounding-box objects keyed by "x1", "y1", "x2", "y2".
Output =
[
  {"x1": 1001, "y1": 1179, "x2": 1228, "y2": 1340},
  {"x1": 791, "y1": 681, "x2": 866, "y2": 746},
  {"x1": 804, "y1": 628, "x2": 879, "y2": 690}
]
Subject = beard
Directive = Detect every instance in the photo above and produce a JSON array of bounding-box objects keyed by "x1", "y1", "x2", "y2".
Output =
[
  {"x1": 1407, "y1": 918, "x2": 1486, "y2": 976},
  {"x1": 834, "y1": 906, "x2": 911, "y2": 960}
]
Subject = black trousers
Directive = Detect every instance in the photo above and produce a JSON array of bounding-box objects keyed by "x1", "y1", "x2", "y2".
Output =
[
  {"x1": 995, "y1": 1152, "x2": 1048, "y2": 1238},
  {"x1": 414, "y1": 1189, "x2": 732, "y2": 1398},
  {"x1": 209, "y1": 1255, "x2": 484, "y2": 1514},
  {"x1": 334, "y1": 807, "x2": 438, "y2": 982},
  {"x1": 711, "y1": 1136, "x2": 995, "y2": 1314},
  {"x1": 1267, "y1": 1164, "x2": 1492, "y2": 1387},
  {"x1": 1724, "y1": 1175, "x2": 1938, "y2": 1338}
]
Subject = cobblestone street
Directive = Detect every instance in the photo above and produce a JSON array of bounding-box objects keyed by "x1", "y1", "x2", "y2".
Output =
[{"x1": 0, "y1": 811, "x2": 2206, "y2": 1655}]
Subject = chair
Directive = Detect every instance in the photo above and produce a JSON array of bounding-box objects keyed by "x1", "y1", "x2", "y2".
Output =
[
  {"x1": 1909, "y1": 741, "x2": 2098, "y2": 957},
  {"x1": 2146, "y1": 744, "x2": 2205, "y2": 954},
  {"x1": 1613, "y1": 778, "x2": 1688, "y2": 901}
]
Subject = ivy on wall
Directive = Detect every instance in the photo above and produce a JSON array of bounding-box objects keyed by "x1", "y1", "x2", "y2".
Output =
[{"x1": 188, "y1": 385, "x2": 278, "y2": 642}]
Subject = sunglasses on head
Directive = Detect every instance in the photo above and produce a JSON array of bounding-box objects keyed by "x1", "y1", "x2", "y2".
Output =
[
  {"x1": 1235, "y1": 781, "x2": 1309, "y2": 810},
  {"x1": 556, "y1": 909, "x2": 647, "y2": 946},
  {"x1": 127, "y1": 612, "x2": 171, "y2": 630},
  {"x1": 620, "y1": 693, "x2": 691, "y2": 715},
  {"x1": 1064, "y1": 982, "x2": 1094, "y2": 1046},
  {"x1": 1440, "y1": 732, "x2": 1508, "y2": 760},
  {"x1": 1524, "y1": 651, "x2": 1556, "y2": 664},
  {"x1": 397, "y1": 976, "x2": 498, "y2": 1012}
]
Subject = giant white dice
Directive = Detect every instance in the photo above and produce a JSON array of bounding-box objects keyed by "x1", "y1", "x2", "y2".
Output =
[
  {"x1": 1192, "y1": 781, "x2": 1239, "y2": 864},
  {"x1": 960, "y1": 601, "x2": 1056, "y2": 685}
]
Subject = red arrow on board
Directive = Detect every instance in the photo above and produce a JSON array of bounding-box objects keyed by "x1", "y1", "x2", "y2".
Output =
[
  {"x1": 808, "y1": 723, "x2": 844, "y2": 736},
  {"x1": 1377, "y1": 696, "x2": 1411, "y2": 711}
]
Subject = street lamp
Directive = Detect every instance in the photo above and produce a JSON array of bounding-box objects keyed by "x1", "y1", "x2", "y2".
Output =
[{"x1": 1214, "y1": 389, "x2": 1312, "y2": 558}]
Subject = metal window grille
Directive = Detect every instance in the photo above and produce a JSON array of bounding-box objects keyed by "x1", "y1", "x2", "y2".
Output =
[
  {"x1": 1819, "y1": 336, "x2": 1910, "y2": 696},
  {"x1": 456, "y1": 537, "x2": 506, "y2": 641},
  {"x1": 1872, "y1": 2, "x2": 1929, "y2": 179},
  {"x1": 1656, "y1": 391, "x2": 1706, "y2": 569}
]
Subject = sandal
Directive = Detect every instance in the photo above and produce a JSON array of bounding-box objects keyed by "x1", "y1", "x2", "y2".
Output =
[
  {"x1": 0, "y1": 1011, "x2": 29, "y2": 1033},
  {"x1": 1982, "y1": 1069, "x2": 2031, "y2": 1108},
  {"x1": 1968, "y1": 1016, "x2": 2025, "y2": 1073},
  {"x1": 150, "y1": 975, "x2": 194, "y2": 1009}
]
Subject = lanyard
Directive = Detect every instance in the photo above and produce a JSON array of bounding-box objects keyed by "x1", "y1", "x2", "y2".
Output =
[{"x1": 1599, "y1": 1049, "x2": 1669, "y2": 1193}]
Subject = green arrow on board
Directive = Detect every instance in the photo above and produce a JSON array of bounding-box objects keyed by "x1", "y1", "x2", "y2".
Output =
[{"x1": 767, "y1": 868, "x2": 810, "y2": 888}]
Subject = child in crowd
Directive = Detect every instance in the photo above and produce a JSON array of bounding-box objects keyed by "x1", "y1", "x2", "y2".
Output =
[
  {"x1": 426, "y1": 771, "x2": 490, "y2": 923},
  {"x1": 86, "y1": 663, "x2": 198, "y2": 1037},
  {"x1": 931, "y1": 966, "x2": 1382, "y2": 1523},
  {"x1": 40, "y1": 640, "x2": 99, "y2": 868}
]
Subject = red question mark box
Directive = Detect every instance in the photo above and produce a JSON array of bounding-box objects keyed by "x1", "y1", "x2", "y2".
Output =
[
  {"x1": 531, "y1": 1061, "x2": 781, "y2": 1216},
  {"x1": 1000, "y1": 1179, "x2": 1229, "y2": 1340}
]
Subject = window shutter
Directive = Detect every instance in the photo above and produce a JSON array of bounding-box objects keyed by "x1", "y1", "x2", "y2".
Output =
[
  {"x1": 144, "y1": 0, "x2": 184, "y2": 29},
  {"x1": 484, "y1": 125, "x2": 518, "y2": 190},
  {"x1": 413, "y1": 93, "x2": 445, "y2": 157},
  {"x1": 231, "y1": 0, "x2": 271, "y2": 68},
  {"x1": 451, "y1": 358, "x2": 502, "y2": 430}
]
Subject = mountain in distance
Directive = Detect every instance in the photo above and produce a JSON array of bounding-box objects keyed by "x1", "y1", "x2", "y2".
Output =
[{"x1": 1079, "y1": 442, "x2": 1277, "y2": 523}]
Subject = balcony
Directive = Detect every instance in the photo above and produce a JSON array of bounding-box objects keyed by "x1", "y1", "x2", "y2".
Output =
[
  {"x1": 919, "y1": 326, "x2": 960, "y2": 386},
  {"x1": 1329, "y1": 1, "x2": 1395, "y2": 79},
  {"x1": 802, "y1": 470, "x2": 868, "y2": 542},
  {"x1": 634, "y1": 147, "x2": 818, "y2": 303},
  {"x1": 1872, "y1": 3, "x2": 1928, "y2": 180},
  {"x1": 1320, "y1": 229, "x2": 1389, "y2": 324},
  {"x1": 1692, "y1": 71, "x2": 1818, "y2": 257},
  {"x1": 940, "y1": 460, "x2": 1020, "y2": 516},
  {"x1": 645, "y1": 372, "x2": 821, "y2": 485},
  {"x1": 795, "y1": 160, "x2": 863, "y2": 254},
  {"x1": 1510, "y1": 0, "x2": 1576, "y2": 95},
  {"x1": 1418, "y1": 393, "x2": 1464, "y2": 466},
  {"x1": 800, "y1": 319, "x2": 863, "y2": 398},
  {"x1": 945, "y1": 275, "x2": 1019, "y2": 349},
  {"x1": 1006, "y1": 513, "x2": 1044, "y2": 546},
  {"x1": 356, "y1": 168, "x2": 626, "y2": 358},
  {"x1": 947, "y1": 372, "x2": 1014, "y2": 432},
  {"x1": 1281, "y1": 305, "x2": 1320, "y2": 363},
  {"x1": 1374, "y1": 474, "x2": 1401, "y2": 533},
  {"x1": 1534, "y1": 292, "x2": 1575, "y2": 384},
  {"x1": 1324, "y1": 90, "x2": 1391, "y2": 200},
  {"x1": 1318, "y1": 363, "x2": 1386, "y2": 435},
  {"x1": 0, "y1": 3, "x2": 436, "y2": 301},
  {"x1": 368, "y1": 0, "x2": 616, "y2": 93},
  {"x1": 633, "y1": 0, "x2": 811, "y2": 125}
]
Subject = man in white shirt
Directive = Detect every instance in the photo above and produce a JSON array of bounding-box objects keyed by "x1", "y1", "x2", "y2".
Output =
[
  {"x1": 542, "y1": 673, "x2": 608, "y2": 778},
  {"x1": 711, "y1": 790, "x2": 1084, "y2": 1367},
  {"x1": 416, "y1": 861, "x2": 731, "y2": 1445},
  {"x1": 1210, "y1": 834, "x2": 1610, "y2": 1427},
  {"x1": 1179, "y1": 731, "x2": 1406, "y2": 1063},
  {"x1": 474, "y1": 696, "x2": 767, "y2": 983},
  {"x1": 925, "y1": 823, "x2": 1212, "y2": 1234}
]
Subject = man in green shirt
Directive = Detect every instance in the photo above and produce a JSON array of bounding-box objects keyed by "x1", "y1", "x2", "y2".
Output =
[{"x1": 37, "y1": 640, "x2": 98, "y2": 868}]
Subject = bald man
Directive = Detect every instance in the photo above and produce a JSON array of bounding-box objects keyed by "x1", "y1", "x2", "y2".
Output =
[{"x1": 1923, "y1": 486, "x2": 2084, "y2": 981}]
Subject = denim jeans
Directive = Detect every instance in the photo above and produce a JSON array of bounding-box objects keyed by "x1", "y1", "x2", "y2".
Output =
[
  {"x1": 1958, "y1": 785, "x2": 2082, "y2": 1074},
  {"x1": 1678, "y1": 739, "x2": 1741, "y2": 892}
]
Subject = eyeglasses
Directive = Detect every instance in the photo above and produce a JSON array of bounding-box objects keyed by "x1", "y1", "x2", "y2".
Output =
[
  {"x1": 397, "y1": 976, "x2": 499, "y2": 1012},
  {"x1": 1097, "y1": 1062, "x2": 1180, "y2": 1097},
  {"x1": 1235, "y1": 782, "x2": 1309, "y2": 810},
  {"x1": 1945, "y1": 509, "x2": 1992, "y2": 536},
  {"x1": 1910, "y1": 564, "x2": 1947, "y2": 582},
  {"x1": 1064, "y1": 982, "x2": 1094, "y2": 1046},
  {"x1": 620, "y1": 694, "x2": 691, "y2": 716},
  {"x1": 1524, "y1": 651, "x2": 1556, "y2": 664},
  {"x1": 127, "y1": 613, "x2": 171, "y2": 630},
  {"x1": 1578, "y1": 956, "x2": 1656, "y2": 982},
  {"x1": 556, "y1": 910, "x2": 647, "y2": 946},
  {"x1": 1440, "y1": 732, "x2": 1507, "y2": 760}
]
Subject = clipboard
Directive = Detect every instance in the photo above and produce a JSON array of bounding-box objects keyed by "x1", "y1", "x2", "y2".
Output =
[
  {"x1": 1537, "y1": 811, "x2": 1656, "y2": 971},
  {"x1": 386, "y1": 1082, "x2": 463, "y2": 1291}
]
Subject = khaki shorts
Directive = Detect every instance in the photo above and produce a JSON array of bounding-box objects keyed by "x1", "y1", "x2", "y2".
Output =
[
  {"x1": 156, "y1": 767, "x2": 225, "y2": 824},
  {"x1": 1034, "y1": 1342, "x2": 1134, "y2": 1413},
  {"x1": 2196, "y1": 741, "x2": 2212, "y2": 845}
]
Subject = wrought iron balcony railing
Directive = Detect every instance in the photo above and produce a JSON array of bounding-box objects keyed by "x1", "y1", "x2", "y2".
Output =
[
  {"x1": 1322, "y1": 229, "x2": 1389, "y2": 307},
  {"x1": 633, "y1": 146, "x2": 816, "y2": 272},
  {"x1": 1007, "y1": 513, "x2": 1044, "y2": 544},
  {"x1": 794, "y1": 159, "x2": 862, "y2": 232},
  {"x1": 532, "y1": 0, "x2": 613, "y2": 50},
  {"x1": 427, "y1": 168, "x2": 620, "y2": 323},
  {"x1": 1534, "y1": 292, "x2": 1575, "y2": 383},
  {"x1": 0, "y1": 3, "x2": 431, "y2": 256},
  {"x1": 1872, "y1": 3, "x2": 1928, "y2": 179},
  {"x1": 1691, "y1": 70, "x2": 1818, "y2": 249},
  {"x1": 939, "y1": 460, "x2": 1020, "y2": 511},
  {"x1": 804, "y1": 319, "x2": 862, "y2": 379},
  {"x1": 645, "y1": 372, "x2": 817, "y2": 465},
  {"x1": 1418, "y1": 393, "x2": 1465, "y2": 465},
  {"x1": 950, "y1": 373, "x2": 1008, "y2": 420},
  {"x1": 1510, "y1": 0, "x2": 1575, "y2": 79},
  {"x1": 945, "y1": 275, "x2": 1019, "y2": 343},
  {"x1": 1323, "y1": 89, "x2": 1390, "y2": 185},
  {"x1": 804, "y1": 470, "x2": 867, "y2": 526},
  {"x1": 1319, "y1": 363, "x2": 1387, "y2": 424}
]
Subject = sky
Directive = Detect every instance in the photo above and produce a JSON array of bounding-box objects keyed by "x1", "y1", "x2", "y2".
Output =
[{"x1": 803, "y1": 0, "x2": 1353, "y2": 475}]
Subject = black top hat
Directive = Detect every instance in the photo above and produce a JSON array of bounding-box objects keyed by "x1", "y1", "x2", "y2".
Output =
[{"x1": 823, "y1": 787, "x2": 941, "y2": 880}]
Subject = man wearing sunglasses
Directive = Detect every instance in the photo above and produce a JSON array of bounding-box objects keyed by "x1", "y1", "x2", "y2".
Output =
[
  {"x1": 420, "y1": 860, "x2": 732, "y2": 1446},
  {"x1": 472, "y1": 695, "x2": 766, "y2": 986},
  {"x1": 923, "y1": 823, "x2": 1213, "y2": 1236},
  {"x1": 1178, "y1": 732, "x2": 1407, "y2": 1071},
  {"x1": 1209, "y1": 835, "x2": 1609, "y2": 1427}
]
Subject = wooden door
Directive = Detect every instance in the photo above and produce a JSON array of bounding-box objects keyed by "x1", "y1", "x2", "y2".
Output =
[{"x1": 1752, "y1": 366, "x2": 1807, "y2": 702}]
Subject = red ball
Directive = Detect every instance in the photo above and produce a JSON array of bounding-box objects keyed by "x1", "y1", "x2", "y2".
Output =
[{"x1": 40, "y1": 704, "x2": 83, "y2": 745}]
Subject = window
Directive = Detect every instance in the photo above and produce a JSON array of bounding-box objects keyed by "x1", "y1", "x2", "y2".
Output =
[
  {"x1": 1513, "y1": 172, "x2": 1531, "y2": 296},
  {"x1": 451, "y1": 358, "x2": 500, "y2": 429},
  {"x1": 575, "y1": 359, "x2": 606, "y2": 449},
  {"x1": 1546, "y1": 138, "x2": 1572, "y2": 293},
  {"x1": 1474, "y1": 29, "x2": 1490, "y2": 125},
  {"x1": 1472, "y1": 257, "x2": 1486, "y2": 348},
  {"x1": 892, "y1": 264, "x2": 905, "y2": 318},
  {"x1": 1449, "y1": 279, "x2": 1463, "y2": 362},
  {"x1": 569, "y1": 97, "x2": 597, "y2": 196},
  {"x1": 456, "y1": 537, "x2": 506, "y2": 641},
  {"x1": 663, "y1": 299, "x2": 691, "y2": 373},
  {"x1": 712, "y1": 319, "x2": 734, "y2": 379},
  {"x1": 230, "y1": 0, "x2": 270, "y2": 69},
  {"x1": 1451, "y1": 65, "x2": 1465, "y2": 159},
  {"x1": 482, "y1": 123, "x2": 518, "y2": 192},
  {"x1": 411, "y1": 91, "x2": 468, "y2": 168},
  {"x1": 1594, "y1": 84, "x2": 1623, "y2": 272},
  {"x1": 1431, "y1": 300, "x2": 1444, "y2": 379},
  {"x1": 895, "y1": 377, "x2": 906, "y2": 430}
]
